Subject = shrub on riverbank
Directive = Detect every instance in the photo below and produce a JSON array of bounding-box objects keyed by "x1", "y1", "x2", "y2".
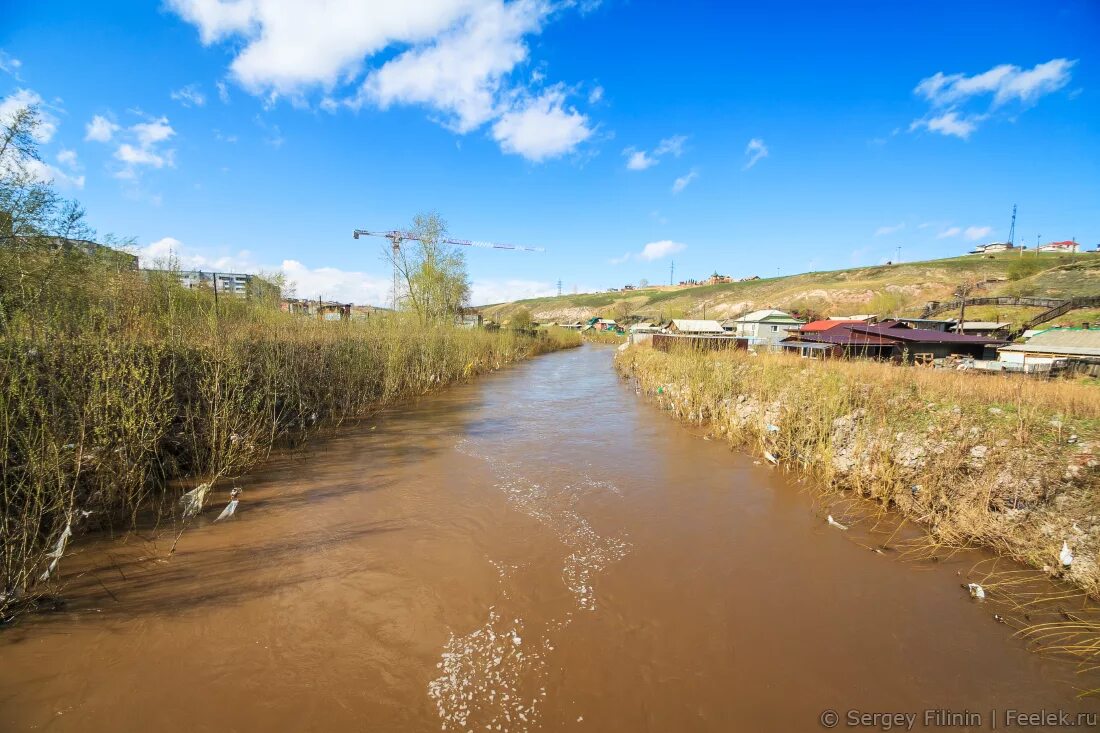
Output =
[
  {"x1": 616, "y1": 346, "x2": 1100, "y2": 597},
  {"x1": 0, "y1": 241, "x2": 579, "y2": 619}
]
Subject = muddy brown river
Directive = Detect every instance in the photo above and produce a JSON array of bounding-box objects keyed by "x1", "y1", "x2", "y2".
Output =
[{"x1": 2, "y1": 345, "x2": 1097, "y2": 731}]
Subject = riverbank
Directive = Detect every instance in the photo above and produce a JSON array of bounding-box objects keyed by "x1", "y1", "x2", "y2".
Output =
[
  {"x1": 615, "y1": 345, "x2": 1100, "y2": 598},
  {"x1": 0, "y1": 242, "x2": 579, "y2": 621}
]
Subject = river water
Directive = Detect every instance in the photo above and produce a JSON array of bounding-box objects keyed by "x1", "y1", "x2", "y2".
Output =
[{"x1": 2, "y1": 345, "x2": 1097, "y2": 731}]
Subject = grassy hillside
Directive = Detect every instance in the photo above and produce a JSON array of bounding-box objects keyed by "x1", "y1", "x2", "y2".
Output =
[{"x1": 482, "y1": 252, "x2": 1100, "y2": 324}]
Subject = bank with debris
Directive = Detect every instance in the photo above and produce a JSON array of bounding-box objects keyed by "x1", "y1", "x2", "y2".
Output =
[{"x1": 616, "y1": 346, "x2": 1100, "y2": 598}]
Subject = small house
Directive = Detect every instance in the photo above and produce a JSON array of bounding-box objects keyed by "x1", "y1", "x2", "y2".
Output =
[
  {"x1": 726, "y1": 309, "x2": 806, "y2": 350},
  {"x1": 1038, "y1": 240, "x2": 1080, "y2": 253},
  {"x1": 970, "y1": 242, "x2": 1015, "y2": 254},
  {"x1": 958, "y1": 321, "x2": 1011, "y2": 339},
  {"x1": 666, "y1": 319, "x2": 726, "y2": 335},
  {"x1": 827, "y1": 314, "x2": 877, "y2": 323},
  {"x1": 894, "y1": 317, "x2": 957, "y2": 332},
  {"x1": 997, "y1": 328, "x2": 1100, "y2": 375}
]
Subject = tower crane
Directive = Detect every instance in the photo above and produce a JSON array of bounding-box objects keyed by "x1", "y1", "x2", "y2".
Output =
[{"x1": 353, "y1": 228, "x2": 544, "y2": 310}]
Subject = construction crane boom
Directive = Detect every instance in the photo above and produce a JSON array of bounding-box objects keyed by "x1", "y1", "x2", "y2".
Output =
[
  {"x1": 353, "y1": 229, "x2": 543, "y2": 252},
  {"x1": 353, "y1": 227, "x2": 544, "y2": 309}
]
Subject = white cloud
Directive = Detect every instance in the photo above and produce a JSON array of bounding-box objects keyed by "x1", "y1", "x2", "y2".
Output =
[
  {"x1": 490, "y1": 87, "x2": 592, "y2": 162},
  {"x1": 588, "y1": 85, "x2": 603, "y2": 104},
  {"x1": 115, "y1": 143, "x2": 169, "y2": 169},
  {"x1": 168, "y1": 0, "x2": 592, "y2": 161},
  {"x1": 910, "y1": 110, "x2": 981, "y2": 139},
  {"x1": 639, "y1": 240, "x2": 685, "y2": 261},
  {"x1": 937, "y1": 226, "x2": 962, "y2": 239},
  {"x1": 470, "y1": 278, "x2": 556, "y2": 305},
  {"x1": 874, "y1": 223, "x2": 905, "y2": 237},
  {"x1": 137, "y1": 239, "x2": 565, "y2": 307},
  {"x1": 743, "y1": 137, "x2": 768, "y2": 169},
  {"x1": 623, "y1": 147, "x2": 656, "y2": 170},
  {"x1": 671, "y1": 170, "x2": 697, "y2": 194},
  {"x1": 138, "y1": 236, "x2": 393, "y2": 305},
  {"x1": 360, "y1": 0, "x2": 548, "y2": 133},
  {"x1": 609, "y1": 239, "x2": 686, "y2": 265},
  {"x1": 0, "y1": 89, "x2": 58, "y2": 142},
  {"x1": 22, "y1": 157, "x2": 84, "y2": 190},
  {"x1": 132, "y1": 117, "x2": 175, "y2": 147},
  {"x1": 964, "y1": 226, "x2": 993, "y2": 241},
  {"x1": 910, "y1": 59, "x2": 1075, "y2": 139},
  {"x1": 57, "y1": 148, "x2": 78, "y2": 167},
  {"x1": 0, "y1": 50, "x2": 22, "y2": 79},
  {"x1": 171, "y1": 83, "x2": 207, "y2": 107},
  {"x1": 654, "y1": 135, "x2": 686, "y2": 157},
  {"x1": 217, "y1": 80, "x2": 231, "y2": 103},
  {"x1": 281, "y1": 259, "x2": 392, "y2": 303},
  {"x1": 92, "y1": 115, "x2": 177, "y2": 179},
  {"x1": 168, "y1": 0, "x2": 476, "y2": 94},
  {"x1": 85, "y1": 114, "x2": 120, "y2": 142},
  {"x1": 623, "y1": 134, "x2": 687, "y2": 171},
  {"x1": 915, "y1": 59, "x2": 1076, "y2": 108}
]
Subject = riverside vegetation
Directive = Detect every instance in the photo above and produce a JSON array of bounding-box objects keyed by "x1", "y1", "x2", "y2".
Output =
[
  {"x1": 617, "y1": 347, "x2": 1100, "y2": 593},
  {"x1": 617, "y1": 346, "x2": 1100, "y2": 685},
  {"x1": 0, "y1": 104, "x2": 580, "y2": 622}
]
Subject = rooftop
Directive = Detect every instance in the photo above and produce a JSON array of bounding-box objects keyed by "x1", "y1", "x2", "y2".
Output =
[
  {"x1": 731, "y1": 309, "x2": 803, "y2": 323},
  {"x1": 1000, "y1": 328, "x2": 1100, "y2": 357},
  {"x1": 670, "y1": 319, "x2": 726, "y2": 333},
  {"x1": 799, "y1": 319, "x2": 864, "y2": 333}
]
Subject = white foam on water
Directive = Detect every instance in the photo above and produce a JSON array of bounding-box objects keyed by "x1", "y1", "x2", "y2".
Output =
[
  {"x1": 427, "y1": 607, "x2": 549, "y2": 731},
  {"x1": 427, "y1": 440, "x2": 631, "y2": 730}
]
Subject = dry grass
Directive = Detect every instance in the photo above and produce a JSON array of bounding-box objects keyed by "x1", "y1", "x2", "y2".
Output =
[
  {"x1": 616, "y1": 346, "x2": 1100, "y2": 595},
  {"x1": 0, "y1": 242, "x2": 579, "y2": 620},
  {"x1": 618, "y1": 344, "x2": 1100, "y2": 691},
  {"x1": 582, "y1": 329, "x2": 627, "y2": 344}
]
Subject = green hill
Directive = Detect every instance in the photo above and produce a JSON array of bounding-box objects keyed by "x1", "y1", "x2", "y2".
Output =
[{"x1": 481, "y1": 252, "x2": 1100, "y2": 325}]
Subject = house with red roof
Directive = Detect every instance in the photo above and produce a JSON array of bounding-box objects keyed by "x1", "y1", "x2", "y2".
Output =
[{"x1": 1038, "y1": 240, "x2": 1080, "y2": 253}]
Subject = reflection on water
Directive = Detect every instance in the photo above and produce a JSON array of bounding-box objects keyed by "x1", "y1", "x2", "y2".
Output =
[{"x1": 1, "y1": 344, "x2": 1097, "y2": 732}]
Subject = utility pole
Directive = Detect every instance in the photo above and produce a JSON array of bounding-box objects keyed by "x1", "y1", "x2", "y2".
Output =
[
  {"x1": 670, "y1": 260, "x2": 675, "y2": 286},
  {"x1": 1008, "y1": 204, "x2": 1017, "y2": 246},
  {"x1": 896, "y1": 245, "x2": 901, "y2": 264},
  {"x1": 557, "y1": 279, "x2": 562, "y2": 296}
]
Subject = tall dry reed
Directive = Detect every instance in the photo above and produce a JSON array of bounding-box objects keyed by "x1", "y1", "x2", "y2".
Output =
[{"x1": 0, "y1": 241, "x2": 578, "y2": 619}]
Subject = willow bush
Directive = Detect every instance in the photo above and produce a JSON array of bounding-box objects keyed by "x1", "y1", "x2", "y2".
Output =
[{"x1": 0, "y1": 240, "x2": 579, "y2": 619}]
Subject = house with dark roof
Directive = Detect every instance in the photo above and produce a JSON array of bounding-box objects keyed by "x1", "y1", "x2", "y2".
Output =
[{"x1": 783, "y1": 321, "x2": 1007, "y2": 362}]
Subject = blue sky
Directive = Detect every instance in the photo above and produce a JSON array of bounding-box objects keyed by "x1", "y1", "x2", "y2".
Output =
[{"x1": 2, "y1": 0, "x2": 1097, "y2": 305}]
